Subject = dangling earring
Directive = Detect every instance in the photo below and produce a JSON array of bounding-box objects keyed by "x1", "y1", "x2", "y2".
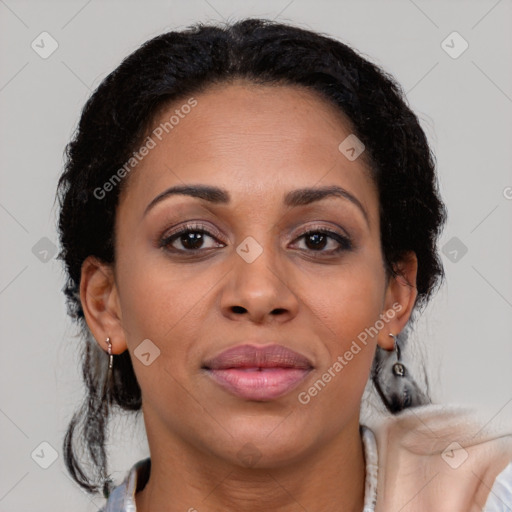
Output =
[
  {"x1": 372, "y1": 332, "x2": 429, "y2": 413},
  {"x1": 106, "y1": 337, "x2": 113, "y2": 370},
  {"x1": 389, "y1": 333, "x2": 405, "y2": 377},
  {"x1": 102, "y1": 338, "x2": 114, "y2": 498},
  {"x1": 102, "y1": 337, "x2": 114, "y2": 397}
]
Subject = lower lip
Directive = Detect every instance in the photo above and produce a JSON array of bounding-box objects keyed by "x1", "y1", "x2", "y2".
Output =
[{"x1": 205, "y1": 367, "x2": 311, "y2": 401}]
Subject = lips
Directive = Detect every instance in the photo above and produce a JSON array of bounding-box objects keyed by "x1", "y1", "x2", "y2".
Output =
[
  {"x1": 203, "y1": 344, "x2": 313, "y2": 370},
  {"x1": 202, "y1": 344, "x2": 313, "y2": 401}
]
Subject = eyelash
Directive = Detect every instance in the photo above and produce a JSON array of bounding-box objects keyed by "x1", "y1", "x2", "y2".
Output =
[{"x1": 158, "y1": 222, "x2": 353, "y2": 256}]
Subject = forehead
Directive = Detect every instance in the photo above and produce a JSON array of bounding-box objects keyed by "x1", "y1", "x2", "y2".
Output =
[{"x1": 118, "y1": 80, "x2": 377, "y2": 222}]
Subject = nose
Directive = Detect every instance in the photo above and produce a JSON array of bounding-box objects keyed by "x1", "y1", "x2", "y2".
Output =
[{"x1": 219, "y1": 240, "x2": 299, "y2": 324}]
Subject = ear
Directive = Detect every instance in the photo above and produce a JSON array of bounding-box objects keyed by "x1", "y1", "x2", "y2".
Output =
[
  {"x1": 80, "y1": 255, "x2": 128, "y2": 355},
  {"x1": 378, "y1": 251, "x2": 418, "y2": 350}
]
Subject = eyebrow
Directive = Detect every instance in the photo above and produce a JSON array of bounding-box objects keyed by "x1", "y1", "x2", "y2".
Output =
[{"x1": 143, "y1": 184, "x2": 369, "y2": 226}]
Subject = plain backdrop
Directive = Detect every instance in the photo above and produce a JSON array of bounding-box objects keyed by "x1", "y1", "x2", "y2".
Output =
[{"x1": 1, "y1": 0, "x2": 511, "y2": 510}]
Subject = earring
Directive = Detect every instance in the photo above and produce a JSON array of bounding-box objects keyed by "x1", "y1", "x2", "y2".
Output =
[
  {"x1": 101, "y1": 337, "x2": 114, "y2": 398},
  {"x1": 106, "y1": 337, "x2": 113, "y2": 370},
  {"x1": 372, "y1": 332, "x2": 429, "y2": 413},
  {"x1": 389, "y1": 333, "x2": 405, "y2": 377},
  {"x1": 103, "y1": 477, "x2": 114, "y2": 499},
  {"x1": 103, "y1": 337, "x2": 114, "y2": 499}
]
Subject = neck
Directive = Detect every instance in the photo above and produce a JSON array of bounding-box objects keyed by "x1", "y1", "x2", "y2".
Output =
[{"x1": 135, "y1": 414, "x2": 366, "y2": 512}]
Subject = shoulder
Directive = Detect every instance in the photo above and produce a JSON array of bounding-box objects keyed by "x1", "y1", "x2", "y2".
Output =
[
  {"x1": 367, "y1": 404, "x2": 512, "y2": 511},
  {"x1": 98, "y1": 457, "x2": 151, "y2": 512}
]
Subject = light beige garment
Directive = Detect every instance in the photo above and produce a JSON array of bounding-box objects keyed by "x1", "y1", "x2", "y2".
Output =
[{"x1": 370, "y1": 404, "x2": 512, "y2": 511}]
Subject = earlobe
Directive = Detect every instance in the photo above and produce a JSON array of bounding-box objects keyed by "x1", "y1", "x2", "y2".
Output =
[
  {"x1": 378, "y1": 251, "x2": 418, "y2": 350},
  {"x1": 80, "y1": 256, "x2": 128, "y2": 355}
]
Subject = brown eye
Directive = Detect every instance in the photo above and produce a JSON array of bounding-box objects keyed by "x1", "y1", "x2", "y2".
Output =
[
  {"x1": 293, "y1": 229, "x2": 352, "y2": 254},
  {"x1": 173, "y1": 231, "x2": 208, "y2": 250},
  {"x1": 159, "y1": 223, "x2": 225, "y2": 253},
  {"x1": 303, "y1": 232, "x2": 329, "y2": 250}
]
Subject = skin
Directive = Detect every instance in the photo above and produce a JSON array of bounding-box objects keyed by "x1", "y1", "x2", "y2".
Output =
[{"x1": 81, "y1": 80, "x2": 418, "y2": 512}]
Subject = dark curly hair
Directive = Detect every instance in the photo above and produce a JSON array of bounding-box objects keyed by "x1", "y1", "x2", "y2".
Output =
[{"x1": 55, "y1": 17, "x2": 447, "y2": 497}]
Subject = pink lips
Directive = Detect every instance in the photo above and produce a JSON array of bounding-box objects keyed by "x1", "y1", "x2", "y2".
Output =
[{"x1": 202, "y1": 344, "x2": 313, "y2": 401}]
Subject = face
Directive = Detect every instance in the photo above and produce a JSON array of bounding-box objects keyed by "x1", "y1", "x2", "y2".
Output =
[{"x1": 83, "y1": 80, "x2": 416, "y2": 468}]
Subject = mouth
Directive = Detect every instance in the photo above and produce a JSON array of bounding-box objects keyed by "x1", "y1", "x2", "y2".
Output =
[{"x1": 202, "y1": 343, "x2": 314, "y2": 401}]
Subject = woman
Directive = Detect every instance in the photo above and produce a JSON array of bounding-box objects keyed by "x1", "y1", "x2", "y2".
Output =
[{"x1": 56, "y1": 18, "x2": 512, "y2": 511}]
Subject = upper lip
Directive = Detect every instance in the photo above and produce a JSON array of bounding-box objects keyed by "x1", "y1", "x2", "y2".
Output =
[{"x1": 202, "y1": 343, "x2": 314, "y2": 370}]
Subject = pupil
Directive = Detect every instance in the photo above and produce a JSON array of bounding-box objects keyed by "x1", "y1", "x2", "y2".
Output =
[
  {"x1": 306, "y1": 233, "x2": 326, "y2": 250},
  {"x1": 183, "y1": 232, "x2": 203, "y2": 249}
]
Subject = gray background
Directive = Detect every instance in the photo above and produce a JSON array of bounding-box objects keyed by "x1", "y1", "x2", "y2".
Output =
[{"x1": 1, "y1": 0, "x2": 511, "y2": 510}]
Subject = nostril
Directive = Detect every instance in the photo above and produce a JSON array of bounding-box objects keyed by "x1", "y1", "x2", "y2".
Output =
[{"x1": 232, "y1": 306, "x2": 246, "y2": 314}]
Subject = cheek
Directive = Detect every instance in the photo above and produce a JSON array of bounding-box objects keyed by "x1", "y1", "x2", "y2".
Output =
[
  {"x1": 116, "y1": 243, "x2": 201, "y2": 337},
  {"x1": 301, "y1": 252, "x2": 387, "y2": 344},
  {"x1": 295, "y1": 253, "x2": 385, "y2": 400},
  {"x1": 115, "y1": 247, "x2": 221, "y2": 383},
  {"x1": 296, "y1": 270, "x2": 383, "y2": 415},
  {"x1": 309, "y1": 281, "x2": 382, "y2": 386}
]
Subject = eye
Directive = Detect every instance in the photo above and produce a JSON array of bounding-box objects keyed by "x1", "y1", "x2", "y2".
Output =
[
  {"x1": 159, "y1": 223, "x2": 225, "y2": 253},
  {"x1": 292, "y1": 228, "x2": 352, "y2": 255},
  {"x1": 158, "y1": 224, "x2": 352, "y2": 256}
]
